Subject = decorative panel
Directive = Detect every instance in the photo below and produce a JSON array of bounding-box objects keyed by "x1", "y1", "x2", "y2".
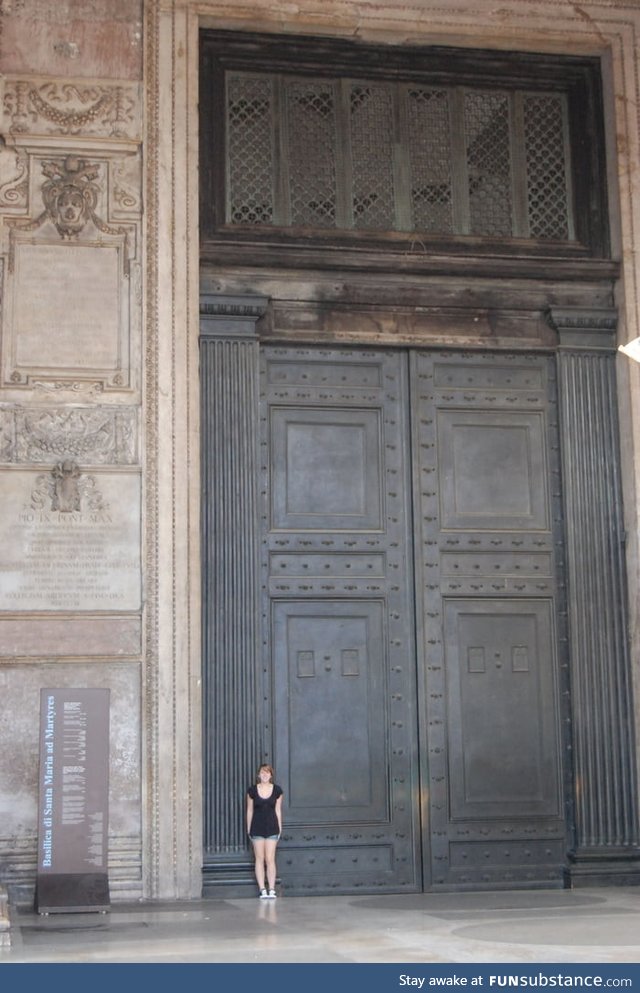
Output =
[
  {"x1": 406, "y1": 87, "x2": 453, "y2": 234},
  {"x1": 349, "y1": 83, "x2": 396, "y2": 229},
  {"x1": 285, "y1": 80, "x2": 337, "y2": 228},
  {"x1": 1, "y1": 151, "x2": 139, "y2": 392},
  {"x1": 226, "y1": 73, "x2": 274, "y2": 225},
  {"x1": 463, "y1": 91, "x2": 512, "y2": 237},
  {"x1": 273, "y1": 600, "x2": 387, "y2": 820},
  {"x1": 524, "y1": 94, "x2": 571, "y2": 241},
  {"x1": 270, "y1": 407, "x2": 382, "y2": 530},
  {"x1": 437, "y1": 410, "x2": 548, "y2": 530},
  {"x1": 444, "y1": 599, "x2": 561, "y2": 819}
]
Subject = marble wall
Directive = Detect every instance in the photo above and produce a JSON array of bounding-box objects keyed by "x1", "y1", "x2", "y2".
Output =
[{"x1": 0, "y1": 0, "x2": 144, "y2": 898}]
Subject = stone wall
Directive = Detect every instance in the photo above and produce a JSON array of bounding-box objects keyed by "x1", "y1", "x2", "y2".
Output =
[{"x1": 0, "y1": 0, "x2": 144, "y2": 899}]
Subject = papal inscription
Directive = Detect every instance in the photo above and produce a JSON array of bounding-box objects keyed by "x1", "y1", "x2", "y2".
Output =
[{"x1": 0, "y1": 468, "x2": 140, "y2": 611}]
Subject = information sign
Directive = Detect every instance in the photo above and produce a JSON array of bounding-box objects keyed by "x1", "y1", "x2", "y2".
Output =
[{"x1": 36, "y1": 687, "x2": 110, "y2": 913}]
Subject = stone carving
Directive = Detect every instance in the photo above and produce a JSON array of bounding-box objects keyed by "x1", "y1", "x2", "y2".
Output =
[
  {"x1": 29, "y1": 462, "x2": 109, "y2": 514},
  {"x1": 3, "y1": 80, "x2": 140, "y2": 140},
  {"x1": 0, "y1": 146, "x2": 29, "y2": 210},
  {"x1": 52, "y1": 460, "x2": 81, "y2": 512},
  {"x1": 32, "y1": 380, "x2": 105, "y2": 398},
  {"x1": 6, "y1": 155, "x2": 131, "y2": 258},
  {"x1": 111, "y1": 156, "x2": 142, "y2": 217},
  {"x1": 41, "y1": 156, "x2": 100, "y2": 239},
  {"x1": 0, "y1": 407, "x2": 138, "y2": 465}
]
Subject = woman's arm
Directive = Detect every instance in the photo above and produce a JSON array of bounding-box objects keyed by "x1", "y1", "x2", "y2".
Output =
[
  {"x1": 275, "y1": 794, "x2": 283, "y2": 835},
  {"x1": 246, "y1": 794, "x2": 254, "y2": 836}
]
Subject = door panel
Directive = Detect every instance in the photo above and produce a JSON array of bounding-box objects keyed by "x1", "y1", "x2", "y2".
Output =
[
  {"x1": 437, "y1": 410, "x2": 548, "y2": 530},
  {"x1": 273, "y1": 600, "x2": 387, "y2": 820},
  {"x1": 413, "y1": 351, "x2": 568, "y2": 889},
  {"x1": 260, "y1": 346, "x2": 421, "y2": 893},
  {"x1": 270, "y1": 406, "x2": 382, "y2": 529},
  {"x1": 444, "y1": 599, "x2": 560, "y2": 818}
]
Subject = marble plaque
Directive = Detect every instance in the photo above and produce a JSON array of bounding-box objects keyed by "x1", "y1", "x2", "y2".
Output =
[
  {"x1": 11, "y1": 242, "x2": 122, "y2": 372},
  {"x1": 0, "y1": 468, "x2": 140, "y2": 611}
]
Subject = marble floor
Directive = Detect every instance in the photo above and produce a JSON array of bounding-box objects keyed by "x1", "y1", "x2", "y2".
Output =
[{"x1": 1, "y1": 886, "x2": 640, "y2": 964}]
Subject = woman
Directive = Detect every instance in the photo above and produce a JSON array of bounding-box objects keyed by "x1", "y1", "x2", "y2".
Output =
[{"x1": 246, "y1": 764, "x2": 283, "y2": 899}]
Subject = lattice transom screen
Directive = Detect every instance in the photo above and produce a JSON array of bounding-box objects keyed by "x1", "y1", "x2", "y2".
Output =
[{"x1": 225, "y1": 72, "x2": 573, "y2": 241}]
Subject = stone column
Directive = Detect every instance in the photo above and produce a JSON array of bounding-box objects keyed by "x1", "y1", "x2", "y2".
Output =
[
  {"x1": 551, "y1": 307, "x2": 640, "y2": 885},
  {"x1": 200, "y1": 294, "x2": 268, "y2": 894}
]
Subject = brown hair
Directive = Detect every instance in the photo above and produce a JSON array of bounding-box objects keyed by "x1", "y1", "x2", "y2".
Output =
[{"x1": 256, "y1": 764, "x2": 274, "y2": 783}]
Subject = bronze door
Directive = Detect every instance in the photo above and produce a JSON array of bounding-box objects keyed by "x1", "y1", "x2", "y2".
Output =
[{"x1": 259, "y1": 345, "x2": 567, "y2": 892}]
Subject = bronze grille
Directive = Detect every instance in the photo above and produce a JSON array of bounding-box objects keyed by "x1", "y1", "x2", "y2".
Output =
[{"x1": 224, "y1": 71, "x2": 573, "y2": 242}]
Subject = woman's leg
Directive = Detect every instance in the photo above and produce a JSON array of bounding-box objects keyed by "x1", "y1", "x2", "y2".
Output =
[
  {"x1": 251, "y1": 838, "x2": 266, "y2": 891},
  {"x1": 264, "y1": 838, "x2": 278, "y2": 891}
]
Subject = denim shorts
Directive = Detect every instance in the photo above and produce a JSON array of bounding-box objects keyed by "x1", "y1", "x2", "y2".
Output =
[{"x1": 250, "y1": 834, "x2": 280, "y2": 841}]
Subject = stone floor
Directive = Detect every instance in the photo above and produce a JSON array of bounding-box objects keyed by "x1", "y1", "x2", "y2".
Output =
[{"x1": 1, "y1": 886, "x2": 639, "y2": 963}]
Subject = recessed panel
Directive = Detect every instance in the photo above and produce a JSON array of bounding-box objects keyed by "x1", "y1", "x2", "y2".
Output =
[
  {"x1": 444, "y1": 599, "x2": 561, "y2": 819},
  {"x1": 437, "y1": 411, "x2": 548, "y2": 530},
  {"x1": 271, "y1": 407, "x2": 382, "y2": 530},
  {"x1": 273, "y1": 600, "x2": 388, "y2": 822}
]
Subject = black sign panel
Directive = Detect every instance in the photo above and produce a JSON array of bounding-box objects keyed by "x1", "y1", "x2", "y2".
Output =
[{"x1": 36, "y1": 688, "x2": 110, "y2": 913}]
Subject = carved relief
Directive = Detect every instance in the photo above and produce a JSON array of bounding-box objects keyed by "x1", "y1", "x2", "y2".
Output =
[
  {"x1": 8, "y1": 155, "x2": 131, "y2": 253},
  {"x1": 3, "y1": 80, "x2": 141, "y2": 140},
  {"x1": 28, "y1": 461, "x2": 109, "y2": 514},
  {"x1": 32, "y1": 380, "x2": 105, "y2": 398},
  {"x1": 0, "y1": 406, "x2": 138, "y2": 465},
  {"x1": 41, "y1": 156, "x2": 100, "y2": 238},
  {"x1": 111, "y1": 157, "x2": 142, "y2": 218},
  {"x1": 0, "y1": 146, "x2": 29, "y2": 211}
]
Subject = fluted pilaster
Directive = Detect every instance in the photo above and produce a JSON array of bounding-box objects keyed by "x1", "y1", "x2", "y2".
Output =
[
  {"x1": 200, "y1": 295, "x2": 267, "y2": 889},
  {"x1": 551, "y1": 307, "x2": 640, "y2": 885}
]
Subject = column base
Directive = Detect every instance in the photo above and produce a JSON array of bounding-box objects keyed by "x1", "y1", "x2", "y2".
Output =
[
  {"x1": 202, "y1": 858, "x2": 256, "y2": 899},
  {"x1": 565, "y1": 848, "x2": 640, "y2": 888}
]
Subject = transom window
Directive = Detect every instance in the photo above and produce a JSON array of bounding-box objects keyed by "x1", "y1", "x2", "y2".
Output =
[
  {"x1": 226, "y1": 73, "x2": 572, "y2": 241},
  {"x1": 200, "y1": 33, "x2": 609, "y2": 260}
]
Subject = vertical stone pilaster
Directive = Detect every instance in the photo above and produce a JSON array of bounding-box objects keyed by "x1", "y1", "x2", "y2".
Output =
[
  {"x1": 551, "y1": 307, "x2": 640, "y2": 885},
  {"x1": 200, "y1": 294, "x2": 268, "y2": 893}
]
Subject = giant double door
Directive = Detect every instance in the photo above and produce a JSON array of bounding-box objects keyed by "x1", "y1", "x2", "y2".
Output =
[{"x1": 257, "y1": 345, "x2": 568, "y2": 892}]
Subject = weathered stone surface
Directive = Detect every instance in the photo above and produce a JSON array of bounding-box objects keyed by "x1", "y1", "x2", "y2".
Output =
[
  {"x1": 0, "y1": 469, "x2": 141, "y2": 612},
  {"x1": 0, "y1": 1, "x2": 143, "y2": 80},
  {"x1": 0, "y1": 661, "x2": 141, "y2": 841},
  {"x1": 0, "y1": 616, "x2": 141, "y2": 659}
]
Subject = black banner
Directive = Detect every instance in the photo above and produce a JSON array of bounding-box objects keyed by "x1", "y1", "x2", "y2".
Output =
[{"x1": 36, "y1": 687, "x2": 110, "y2": 913}]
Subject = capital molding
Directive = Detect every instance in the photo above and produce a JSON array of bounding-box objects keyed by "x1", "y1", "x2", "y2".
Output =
[{"x1": 547, "y1": 307, "x2": 618, "y2": 351}]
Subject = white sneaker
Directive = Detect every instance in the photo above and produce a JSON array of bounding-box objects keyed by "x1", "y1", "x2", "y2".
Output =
[
  {"x1": 259, "y1": 889, "x2": 268, "y2": 899},
  {"x1": 267, "y1": 889, "x2": 277, "y2": 899}
]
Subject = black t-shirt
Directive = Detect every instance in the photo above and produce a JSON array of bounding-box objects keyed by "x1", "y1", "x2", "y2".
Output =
[{"x1": 247, "y1": 784, "x2": 283, "y2": 837}]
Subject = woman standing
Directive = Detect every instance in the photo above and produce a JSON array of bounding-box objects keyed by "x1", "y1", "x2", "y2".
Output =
[{"x1": 246, "y1": 764, "x2": 283, "y2": 899}]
